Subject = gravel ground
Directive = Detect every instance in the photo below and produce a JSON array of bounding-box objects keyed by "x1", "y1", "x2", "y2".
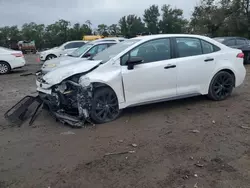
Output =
[{"x1": 0, "y1": 55, "x2": 250, "y2": 188}]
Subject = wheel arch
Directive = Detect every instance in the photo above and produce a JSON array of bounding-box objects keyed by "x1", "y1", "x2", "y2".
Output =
[
  {"x1": 92, "y1": 82, "x2": 123, "y2": 106},
  {"x1": 0, "y1": 60, "x2": 12, "y2": 69},
  {"x1": 208, "y1": 68, "x2": 236, "y2": 94},
  {"x1": 214, "y1": 69, "x2": 236, "y2": 86},
  {"x1": 45, "y1": 54, "x2": 57, "y2": 60}
]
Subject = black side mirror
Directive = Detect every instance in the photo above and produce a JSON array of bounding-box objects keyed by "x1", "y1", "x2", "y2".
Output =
[
  {"x1": 127, "y1": 57, "x2": 143, "y2": 70},
  {"x1": 83, "y1": 53, "x2": 92, "y2": 58}
]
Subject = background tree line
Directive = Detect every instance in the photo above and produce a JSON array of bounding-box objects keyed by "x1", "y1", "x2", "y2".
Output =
[{"x1": 0, "y1": 0, "x2": 249, "y2": 50}]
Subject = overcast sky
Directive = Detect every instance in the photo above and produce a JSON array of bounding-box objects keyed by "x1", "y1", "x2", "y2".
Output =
[{"x1": 0, "y1": 0, "x2": 198, "y2": 28}]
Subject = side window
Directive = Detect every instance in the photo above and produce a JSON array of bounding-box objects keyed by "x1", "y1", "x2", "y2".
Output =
[
  {"x1": 225, "y1": 39, "x2": 235, "y2": 46},
  {"x1": 74, "y1": 42, "x2": 85, "y2": 48},
  {"x1": 87, "y1": 46, "x2": 98, "y2": 55},
  {"x1": 97, "y1": 44, "x2": 108, "y2": 53},
  {"x1": 64, "y1": 43, "x2": 72, "y2": 49},
  {"x1": 121, "y1": 38, "x2": 171, "y2": 65},
  {"x1": 236, "y1": 39, "x2": 246, "y2": 45},
  {"x1": 107, "y1": 43, "x2": 116, "y2": 47},
  {"x1": 65, "y1": 42, "x2": 84, "y2": 49},
  {"x1": 201, "y1": 40, "x2": 215, "y2": 54},
  {"x1": 176, "y1": 38, "x2": 202, "y2": 58}
]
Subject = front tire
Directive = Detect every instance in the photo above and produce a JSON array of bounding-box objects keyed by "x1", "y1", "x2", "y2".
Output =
[
  {"x1": 90, "y1": 87, "x2": 121, "y2": 124},
  {"x1": 45, "y1": 54, "x2": 56, "y2": 61},
  {"x1": 0, "y1": 61, "x2": 11, "y2": 74},
  {"x1": 208, "y1": 71, "x2": 235, "y2": 101}
]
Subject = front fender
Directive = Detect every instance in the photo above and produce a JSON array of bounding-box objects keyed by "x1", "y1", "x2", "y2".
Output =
[{"x1": 87, "y1": 68, "x2": 125, "y2": 104}]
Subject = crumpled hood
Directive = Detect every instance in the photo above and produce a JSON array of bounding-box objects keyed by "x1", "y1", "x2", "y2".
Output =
[
  {"x1": 41, "y1": 57, "x2": 88, "y2": 74},
  {"x1": 43, "y1": 60, "x2": 102, "y2": 85}
]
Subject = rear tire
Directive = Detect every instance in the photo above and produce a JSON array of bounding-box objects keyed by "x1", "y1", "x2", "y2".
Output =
[
  {"x1": 45, "y1": 54, "x2": 57, "y2": 61},
  {"x1": 0, "y1": 61, "x2": 11, "y2": 74},
  {"x1": 208, "y1": 71, "x2": 235, "y2": 101},
  {"x1": 90, "y1": 87, "x2": 121, "y2": 124}
]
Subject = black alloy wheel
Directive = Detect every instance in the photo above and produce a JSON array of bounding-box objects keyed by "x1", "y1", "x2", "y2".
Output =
[
  {"x1": 91, "y1": 87, "x2": 121, "y2": 124},
  {"x1": 208, "y1": 71, "x2": 234, "y2": 101}
]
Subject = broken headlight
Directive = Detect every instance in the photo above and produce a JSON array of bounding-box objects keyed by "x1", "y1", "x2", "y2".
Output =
[{"x1": 78, "y1": 76, "x2": 90, "y2": 87}]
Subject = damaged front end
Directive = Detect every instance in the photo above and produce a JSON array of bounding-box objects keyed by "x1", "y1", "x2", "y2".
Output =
[
  {"x1": 5, "y1": 74, "x2": 94, "y2": 128},
  {"x1": 39, "y1": 77, "x2": 93, "y2": 127}
]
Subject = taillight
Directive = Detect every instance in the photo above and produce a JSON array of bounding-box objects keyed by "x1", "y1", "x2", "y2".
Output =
[
  {"x1": 237, "y1": 52, "x2": 244, "y2": 58},
  {"x1": 11, "y1": 53, "x2": 23, "y2": 57}
]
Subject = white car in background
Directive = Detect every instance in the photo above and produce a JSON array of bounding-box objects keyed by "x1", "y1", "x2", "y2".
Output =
[
  {"x1": 39, "y1": 40, "x2": 87, "y2": 61},
  {"x1": 37, "y1": 34, "x2": 246, "y2": 124},
  {"x1": 0, "y1": 47, "x2": 26, "y2": 74},
  {"x1": 40, "y1": 41, "x2": 117, "y2": 74}
]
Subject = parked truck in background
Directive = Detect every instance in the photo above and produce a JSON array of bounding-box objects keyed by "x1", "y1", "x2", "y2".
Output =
[{"x1": 17, "y1": 40, "x2": 37, "y2": 54}]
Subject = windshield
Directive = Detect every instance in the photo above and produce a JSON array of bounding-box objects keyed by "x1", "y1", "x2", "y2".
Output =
[
  {"x1": 69, "y1": 44, "x2": 94, "y2": 57},
  {"x1": 91, "y1": 39, "x2": 141, "y2": 62}
]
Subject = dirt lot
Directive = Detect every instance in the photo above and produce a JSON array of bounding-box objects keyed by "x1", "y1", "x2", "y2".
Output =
[{"x1": 0, "y1": 55, "x2": 250, "y2": 188}]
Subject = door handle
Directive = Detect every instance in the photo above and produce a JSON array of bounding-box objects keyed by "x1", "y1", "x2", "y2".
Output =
[
  {"x1": 204, "y1": 58, "x2": 214, "y2": 62},
  {"x1": 164, "y1": 64, "x2": 176, "y2": 69}
]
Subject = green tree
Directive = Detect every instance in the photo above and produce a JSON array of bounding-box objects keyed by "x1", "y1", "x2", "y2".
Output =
[
  {"x1": 108, "y1": 24, "x2": 120, "y2": 36},
  {"x1": 159, "y1": 4, "x2": 188, "y2": 34},
  {"x1": 119, "y1": 15, "x2": 145, "y2": 38},
  {"x1": 21, "y1": 22, "x2": 45, "y2": 49},
  {"x1": 97, "y1": 24, "x2": 109, "y2": 36},
  {"x1": 143, "y1": 5, "x2": 160, "y2": 34}
]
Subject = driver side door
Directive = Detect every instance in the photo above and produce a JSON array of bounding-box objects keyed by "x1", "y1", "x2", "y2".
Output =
[{"x1": 121, "y1": 38, "x2": 177, "y2": 106}]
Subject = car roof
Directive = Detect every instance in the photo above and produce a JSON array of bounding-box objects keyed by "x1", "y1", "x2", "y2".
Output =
[
  {"x1": 67, "y1": 40, "x2": 86, "y2": 43},
  {"x1": 89, "y1": 41, "x2": 117, "y2": 45},
  {"x1": 133, "y1": 34, "x2": 211, "y2": 40}
]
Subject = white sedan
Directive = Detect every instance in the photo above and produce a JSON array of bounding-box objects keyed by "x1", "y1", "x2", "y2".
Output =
[
  {"x1": 0, "y1": 47, "x2": 26, "y2": 74},
  {"x1": 36, "y1": 34, "x2": 246, "y2": 125},
  {"x1": 39, "y1": 40, "x2": 87, "y2": 61}
]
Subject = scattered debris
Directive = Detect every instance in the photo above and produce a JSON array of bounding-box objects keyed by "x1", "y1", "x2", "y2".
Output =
[
  {"x1": 60, "y1": 131, "x2": 75, "y2": 135},
  {"x1": 118, "y1": 140, "x2": 124, "y2": 143},
  {"x1": 20, "y1": 73, "x2": 34, "y2": 76},
  {"x1": 195, "y1": 163, "x2": 204, "y2": 168},
  {"x1": 165, "y1": 131, "x2": 173, "y2": 135},
  {"x1": 240, "y1": 126, "x2": 250, "y2": 130},
  {"x1": 190, "y1": 156, "x2": 194, "y2": 160},
  {"x1": 190, "y1": 129, "x2": 200, "y2": 133},
  {"x1": 131, "y1": 143, "x2": 138, "y2": 147},
  {"x1": 104, "y1": 150, "x2": 135, "y2": 156},
  {"x1": 194, "y1": 183, "x2": 198, "y2": 188},
  {"x1": 212, "y1": 120, "x2": 216, "y2": 124}
]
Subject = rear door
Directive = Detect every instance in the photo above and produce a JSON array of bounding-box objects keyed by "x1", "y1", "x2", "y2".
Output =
[{"x1": 174, "y1": 37, "x2": 220, "y2": 95}]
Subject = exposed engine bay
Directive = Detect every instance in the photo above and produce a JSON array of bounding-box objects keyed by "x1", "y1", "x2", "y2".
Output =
[{"x1": 39, "y1": 77, "x2": 94, "y2": 127}]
